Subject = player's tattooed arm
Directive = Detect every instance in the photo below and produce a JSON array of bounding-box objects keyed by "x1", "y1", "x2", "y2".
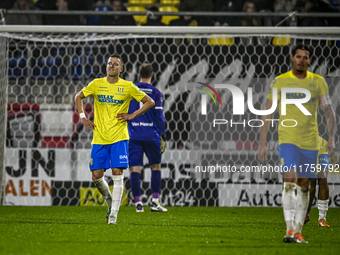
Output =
[
  {"x1": 320, "y1": 94, "x2": 336, "y2": 137},
  {"x1": 320, "y1": 94, "x2": 336, "y2": 156}
]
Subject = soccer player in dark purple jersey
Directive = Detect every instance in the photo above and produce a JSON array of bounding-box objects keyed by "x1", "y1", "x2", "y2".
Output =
[{"x1": 128, "y1": 63, "x2": 167, "y2": 212}]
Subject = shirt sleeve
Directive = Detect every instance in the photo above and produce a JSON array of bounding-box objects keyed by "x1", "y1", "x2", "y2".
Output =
[
  {"x1": 155, "y1": 90, "x2": 166, "y2": 136},
  {"x1": 130, "y1": 83, "x2": 146, "y2": 102},
  {"x1": 82, "y1": 80, "x2": 95, "y2": 98}
]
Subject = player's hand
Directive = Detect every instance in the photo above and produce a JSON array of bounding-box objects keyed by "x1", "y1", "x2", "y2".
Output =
[
  {"x1": 160, "y1": 135, "x2": 167, "y2": 154},
  {"x1": 327, "y1": 137, "x2": 336, "y2": 157},
  {"x1": 81, "y1": 118, "x2": 95, "y2": 131},
  {"x1": 257, "y1": 144, "x2": 267, "y2": 164},
  {"x1": 117, "y1": 113, "x2": 135, "y2": 122}
]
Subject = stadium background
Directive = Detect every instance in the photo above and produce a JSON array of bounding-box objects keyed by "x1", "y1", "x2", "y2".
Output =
[{"x1": 3, "y1": 30, "x2": 340, "y2": 207}]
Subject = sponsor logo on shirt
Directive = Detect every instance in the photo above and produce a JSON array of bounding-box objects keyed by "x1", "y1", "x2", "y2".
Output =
[
  {"x1": 286, "y1": 93, "x2": 307, "y2": 99},
  {"x1": 97, "y1": 95, "x2": 123, "y2": 104}
]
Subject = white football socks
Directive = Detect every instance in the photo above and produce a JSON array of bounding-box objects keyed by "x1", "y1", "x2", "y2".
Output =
[
  {"x1": 318, "y1": 199, "x2": 329, "y2": 221},
  {"x1": 111, "y1": 175, "x2": 124, "y2": 219},
  {"x1": 93, "y1": 177, "x2": 112, "y2": 208},
  {"x1": 282, "y1": 182, "x2": 297, "y2": 232},
  {"x1": 294, "y1": 185, "x2": 310, "y2": 234},
  {"x1": 152, "y1": 198, "x2": 159, "y2": 205}
]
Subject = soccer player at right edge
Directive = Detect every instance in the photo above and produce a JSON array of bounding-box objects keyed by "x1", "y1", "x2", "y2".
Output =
[
  {"x1": 128, "y1": 63, "x2": 167, "y2": 212},
  {"x1": 304, "y1": 136, "x2": 331, "y2": 227},
  {"x1": 258, "y1": 44, "x2": 336, "y2": 243}
]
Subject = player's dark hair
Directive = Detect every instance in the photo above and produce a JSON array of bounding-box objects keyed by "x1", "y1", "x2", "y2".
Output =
[
  {"x1": 139, "y1": 63, "x2": 153, "y2": 78},
  {"x1": 291, "y1": 44, "x2": 313, "y2": 57},
  {"x1": 110, "y1": 53, "x2": 124, "y2": 66}
]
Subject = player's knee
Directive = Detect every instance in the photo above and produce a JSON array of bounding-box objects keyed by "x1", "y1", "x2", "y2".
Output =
[
  {"x1": 112, "y1": 167, "x2": 124, "y2": 175},
  {"x1": 92, "y1": 171, "x2": 104, "y2": 181},
  {"x1": 150, "y1": 164, "x2": 161, "y2": 171},
  {"x1": 130, "y1": 166, "x2": 142, "y2": 173}
]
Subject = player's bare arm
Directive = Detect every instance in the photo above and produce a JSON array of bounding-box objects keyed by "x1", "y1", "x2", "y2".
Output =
[
  {"x1": 74, "y1": 90, "x2": 96, "y2": 130},
  {"x1": 320, "y1": 94, "x2": 336, "y2": 156},
  {"x1": 258, "y1": 99, "x2": 273, "y2": 164},
  {"x1": 117, "y1": 94, "x2": 155, "y2": 122}
]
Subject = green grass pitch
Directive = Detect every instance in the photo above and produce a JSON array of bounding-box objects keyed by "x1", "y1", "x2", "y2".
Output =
[{"x1": 0, "y1": 206, "x2": 339, "y2": 255}]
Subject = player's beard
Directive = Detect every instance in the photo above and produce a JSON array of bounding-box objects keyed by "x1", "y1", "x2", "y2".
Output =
[
  {"x1": 296, "y1": 68, "x2": 304, "y2": 73},
  {"x1": 295, "y1": 64, "x2": 306, "y2": 73}
]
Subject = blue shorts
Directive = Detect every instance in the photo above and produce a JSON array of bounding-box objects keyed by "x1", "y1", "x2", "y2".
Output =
[
  {"x1": 278, "y1": 143, "x2": 318, "y2": 179},
  {"x1": 89, "y1": 140, "x2": 129, "y2": 171},
  {"x1": 129, "y1": 140, "x2": 161, "y2": 167},
  {"x1": 318, "y1": 154, "x2": 329, "y2": 170}
]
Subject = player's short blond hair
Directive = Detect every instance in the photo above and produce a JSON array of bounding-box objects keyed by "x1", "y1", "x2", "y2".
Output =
[{"x1": 110, "y1": 53, "x2": 124, "y2": 66}]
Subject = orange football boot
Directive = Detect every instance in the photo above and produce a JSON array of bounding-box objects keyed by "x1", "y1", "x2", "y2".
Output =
[
  {"x1": 318, "y1": 219, "x2": 330, "y2": 227},
  {"x1": 294, "y1": 233, "x2": 308, "y2": 243}
]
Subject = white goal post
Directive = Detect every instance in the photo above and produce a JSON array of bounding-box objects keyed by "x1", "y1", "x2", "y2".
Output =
[{"x1": 1, "y1": 26, "x2": 340, "y2": 207}]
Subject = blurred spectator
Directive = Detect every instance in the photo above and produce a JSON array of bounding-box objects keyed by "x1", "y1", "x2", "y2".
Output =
[
  {"x1": 233, "y1": 1, "x2": 261, "y2": 26},
  {"x1": 274, "y1": 0, "x2": 297, "y2": 12},
  {"x1": 144, "y1": 6, "x2": 165, "y2": 26},
  {"x1": 169, "y1": 14, "x2": 198, "y2": 45},
  {"x1": 214, "y1": 0, "x2": 273, "y2": 26},
  {"x1": 34, "y1": 0, "x2": 56, "y2": 10},
  {"x1": 99, "y1": 0, "x2": 136, "y2": 25},
  {"x1": 252, "y1": 0, "x2": 274, "y2": 26},
  {"x1": 94, "y1": 0, "x2": 111, "y2": 7},
  {"x1": 179, "y1": 0, "x2": 214, "y2": 26},
  {"x1": 44, "y1": 0, "x2": 82, "y2": 25},
  {"x1": 6, "y1": 0, "x2": 42, "y2": 25},
  {"x1": 36, "y1": 0, "x2": 92, "y2": 10},
  {"x1": 214, "y1": 0, "x2": 245, "y2": 12},
  {"x1": 273, "y1": 0, "x2": 298, "y2": 26},
  {"x1": 214, "y1": 1, "x2": 237, "y2": 26},
  {"x1": 56, "y1": 0, "x2": 68, "y2": 10}
]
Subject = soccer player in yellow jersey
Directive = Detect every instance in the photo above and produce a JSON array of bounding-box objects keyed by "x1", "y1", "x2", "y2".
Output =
[
  {"x1": 305, "y1": 137, "x2": 330, "y2": 227},
  {"x1": 74, "y1": 54, "x2": 155, "y2": 224},
  {"x1": 258, "y1": 44, "x2": 336, "y2": 243}
]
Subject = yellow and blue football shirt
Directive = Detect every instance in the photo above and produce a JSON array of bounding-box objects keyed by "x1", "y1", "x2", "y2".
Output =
[
  {"x1": 268, "y1": 70, "x2": 328, "y2": 150},
  {"x1": 82, "y1": 77, "x2": 146, "y2": 145}
]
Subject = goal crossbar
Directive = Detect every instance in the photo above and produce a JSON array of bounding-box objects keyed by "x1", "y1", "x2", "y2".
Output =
[{"x1": 1, "y1": 25, "x2": 340, "y2": 35}]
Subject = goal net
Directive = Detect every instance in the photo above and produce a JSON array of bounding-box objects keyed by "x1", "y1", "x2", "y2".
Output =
[{"x1": 1, "y1": 26, "x2": 340, "y2": 207}]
